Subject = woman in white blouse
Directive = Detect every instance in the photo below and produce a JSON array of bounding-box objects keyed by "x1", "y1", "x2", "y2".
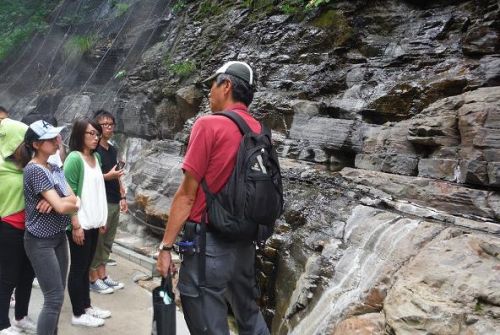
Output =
[{"x1": 63, "y1": 119, "x2": 110, "y2": 328}]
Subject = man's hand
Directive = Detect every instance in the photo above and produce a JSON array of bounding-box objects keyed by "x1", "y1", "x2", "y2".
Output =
[
  {"x1": 36, "y1": 199, "x2": 53, "y2": 213},
  {"x1": 99, "y1": 226, "x2": 107, "y2": 234},
  {"x1": 104, "y1": 165, "x2": 125, "y2": 180},
  {"x1": 120, "y1": 199, "x2": 128, "y2": 213},
  {"x1": 72, "y1": 227, "x2": 84, "y2": 246},
  {"x1": 156, "y1": 250, "x2": 176, "y2": 277}
]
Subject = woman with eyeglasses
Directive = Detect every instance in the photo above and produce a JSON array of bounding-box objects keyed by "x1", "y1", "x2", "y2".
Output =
[
  {"x1": 23, "y1": 120, "x2": 80, "y2": 335},
  {"x1": 63, "y1": 119, "x2": 110, "y2": 328}
]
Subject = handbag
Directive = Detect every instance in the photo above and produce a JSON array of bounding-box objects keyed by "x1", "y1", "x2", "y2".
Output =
[{"x1": 151, "y1": 275, "x2": 176, "y2": 335}]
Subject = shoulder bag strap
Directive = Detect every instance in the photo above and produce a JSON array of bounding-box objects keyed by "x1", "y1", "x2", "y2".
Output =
[{"x1": 214, "y1": 111, "x2": 252, "y2": 135}]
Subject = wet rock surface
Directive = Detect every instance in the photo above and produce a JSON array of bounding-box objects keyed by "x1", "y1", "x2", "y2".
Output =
[{"x1": 1, "y1": 0, "x2": 499, "y2": 333}]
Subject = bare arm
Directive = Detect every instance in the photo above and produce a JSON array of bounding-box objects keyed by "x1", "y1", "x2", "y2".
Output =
[
  {"x1": 40, "y1": 189, "x2": 79, "y2": 214},
  {"x1": 156, "y1": 171, "x2": 199, "y2": 276},
  {"x1": 162, "y1": 171, "x2": 199, "y2": 245},
  {"x1": 119, "y1": 178, "x2": 128, "y2": 212},
  {"x1": 71, "y1": 215, "x2": 84, "y2": 245}
]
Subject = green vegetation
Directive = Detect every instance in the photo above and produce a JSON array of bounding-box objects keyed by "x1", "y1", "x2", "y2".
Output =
[
  {"x1": 171, "y1": 0, "x2": 187, "y2": 14},
  {"x1": 279, "y1": 0, "x2": 306, "y2": 15},
  {"x1": 109, "y1": 1, "x2": 131, "y2": 17},
  {"x1": 306, "y1": 0, "x2": 332, "y2": 8},
  {"x1": 241, "y1": 0, "x2": 334, "y2": 17},
  {"x1": 195, "y1": 0, "x2": 223, "y2": 19},
  {"x1": 312, "y1": 9, "x2": 352, "y2": 45},
  {"x1": 114, "y1": 70, "x2": 127, "y2": 79},
  {"x1": 279, "y1": 0, "x2": 336, "y2": 14},
  {"x1": 164, "y1": 57, "x2": 197, "y2": 79},
  {"x1": 63, "y1": 34, "x2": 98, "y2": 60},
  {"x1": 116, "y1": 3, "x2": 131, "y2": 16},
  {"x1": 0, "y1": 0, "x2": 59, "y2": 62}
]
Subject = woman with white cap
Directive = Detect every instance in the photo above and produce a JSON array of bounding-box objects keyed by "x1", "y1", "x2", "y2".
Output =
[
  {"x1": 0, "y1": 119, "x2": 40, "y2": 335},
  {"x1": 23, "y1": 120, "x2": 81, "y2": 335}
]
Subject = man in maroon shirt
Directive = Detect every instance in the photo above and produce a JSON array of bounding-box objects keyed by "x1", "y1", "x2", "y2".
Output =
[{"x1": 156, "y1": 61, "x2": 269, "y2": 334}]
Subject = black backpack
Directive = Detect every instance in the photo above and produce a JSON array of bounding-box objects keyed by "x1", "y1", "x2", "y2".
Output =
[{"x1": 201, "y1": 111, "x2": 284, "y2": 241}]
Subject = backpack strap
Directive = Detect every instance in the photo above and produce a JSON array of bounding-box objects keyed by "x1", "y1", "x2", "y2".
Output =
[{"x1": 215, "y1": 111, "x2": 252, "y2": 135}]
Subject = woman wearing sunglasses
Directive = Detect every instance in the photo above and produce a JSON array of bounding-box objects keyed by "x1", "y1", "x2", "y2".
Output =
[{"x1": 63, "y1": 119, "x2": 110, "y2": 328}]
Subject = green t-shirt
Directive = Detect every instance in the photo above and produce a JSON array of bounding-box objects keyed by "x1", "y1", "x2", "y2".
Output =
[{"x1": 0, "y1": 160, "x2": 24, "y2": 218}]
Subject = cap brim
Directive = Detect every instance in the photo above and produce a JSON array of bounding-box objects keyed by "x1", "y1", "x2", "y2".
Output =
[
  {"x1": 38, "y1": 126, "x2": 64, "y2": 140},
  {"x1": 202, "y1": 73, "x2": 219, "y2": 87}
]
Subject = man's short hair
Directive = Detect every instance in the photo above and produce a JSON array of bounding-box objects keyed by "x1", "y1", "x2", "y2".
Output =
[
  {"x1": 0, "y1": 106, "x2": 8, "y2": 114},
  {"x1": 216, "y1": 74, "x2": 254, "y2": 107},
  {"x1": 93, "y1": 109, "x2": 116, "y2": 123}
]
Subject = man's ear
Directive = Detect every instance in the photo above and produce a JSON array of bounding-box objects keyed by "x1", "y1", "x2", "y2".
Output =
[{"x1": 223, "y1": 79, "x2": 233, "y2": 96}]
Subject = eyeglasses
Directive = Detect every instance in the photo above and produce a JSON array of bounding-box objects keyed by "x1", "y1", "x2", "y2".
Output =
[
  {"x1": 85, "y1": 131, "x2": 102, "y2": 138},
  {"x1": 99, "y1": 123, "x2": 115, "y2": 128}
]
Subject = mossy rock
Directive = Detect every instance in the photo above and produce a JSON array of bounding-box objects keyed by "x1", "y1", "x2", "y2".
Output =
[{"x1": 312, "y1": 9, "x2": 353, "y2": 46}]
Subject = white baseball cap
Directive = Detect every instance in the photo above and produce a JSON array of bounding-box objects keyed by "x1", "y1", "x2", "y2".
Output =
[
  {"x1": 203, "y1": 61, "x2": 254, "y2": 86},
  {"x1": 27, "y1": 120, "x2": 64, "y2": 140}
]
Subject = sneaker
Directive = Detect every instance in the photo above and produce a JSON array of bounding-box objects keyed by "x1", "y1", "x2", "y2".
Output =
[
  {"x1": 0, "y1": 327, "x2": 22, "y2": 335},
  {"x1": 85, "y1": 306, "x2": 111, "y2": 319},
  {"x1": 89, "y1": 279, "x2": 114, "y2": 294},
  {"x1": 11, "y1": 316, "x2": 36, "y2": 334},
  {"x1": 103, "y1": 276, "x2": 124, "y2": 290},
  {"x1": 106, "y1": 258, "x2": 117, "y2": 266},
  {"x1": 71, "y1": 314, "x2": 104, "y2": 327}
]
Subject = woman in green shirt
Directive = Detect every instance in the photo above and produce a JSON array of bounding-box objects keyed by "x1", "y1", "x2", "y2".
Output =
[
  {"x1": 0, "y1": 119, "x2": 51, "y2": 334},
  {"x1": 64, "y1": 119, "x2": 110, "y2": 328}
]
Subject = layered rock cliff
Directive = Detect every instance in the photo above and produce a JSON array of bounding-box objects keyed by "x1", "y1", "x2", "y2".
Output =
[{"x1": 0, "y1": 0, "x2": 499, "y2": 333}]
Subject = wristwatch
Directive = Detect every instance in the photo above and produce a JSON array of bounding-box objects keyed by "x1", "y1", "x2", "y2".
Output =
[{"x1": 158, "y1": 242, "x2": 174, "y2": 252}]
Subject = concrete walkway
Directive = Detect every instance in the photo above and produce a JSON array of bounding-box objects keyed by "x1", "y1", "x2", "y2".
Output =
[{"x1": 11, "y1": 253, "x2": 189, "y2": 335}]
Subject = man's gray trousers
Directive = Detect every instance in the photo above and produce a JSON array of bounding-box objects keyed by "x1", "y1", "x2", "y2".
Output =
[{"x1": 178, "y1": 231, "x2": 270, "y2": 335}]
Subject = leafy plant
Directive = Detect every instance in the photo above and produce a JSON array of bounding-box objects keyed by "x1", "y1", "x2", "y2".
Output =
[
  {"x1": 279, "y1": 0, "x2": 306, "y2": 15},
  {"x1": 195, "y1": 0, "x2": 221, "y2": 19},
  {"x1": 0, "y1": 0, "x2": 58, "y2": 62},
  {"x1": 114, "y1": 70, "x2": 127, "y2": 79},
  {"x1": 312, "y1": 9, "x2": 352, "y2": 45},
  {"x1": 171, "y1": 0, "x2": 187, "y2": 14},
  {"x1": 63, "y1": 34, "x2": 98, "y2": 60},
  {"x1": 306, "y1": 0, "x2": 332, "y2": 8},
  {"x1": 116, "y1": 3, "x2": 131, "y2": 16},
  {"x1": 164, "y1": 56, "x2": 197, "y2": 78}
]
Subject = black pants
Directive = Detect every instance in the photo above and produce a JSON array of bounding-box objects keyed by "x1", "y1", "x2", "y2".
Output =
[
  {"x1": 178, "y1": 231, "x2": 269, "y2": 335},
  {"x1": 0, "y1": 222, "x2": 35, "y2": 330},
  {"x1": 66, "y1": 228, "x2": 99, "y2": 316}
]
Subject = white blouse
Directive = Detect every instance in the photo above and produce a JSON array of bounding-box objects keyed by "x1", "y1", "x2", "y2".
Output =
[{"x1": 77, "y1": 153, "x2": 108, "y2": 230}]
